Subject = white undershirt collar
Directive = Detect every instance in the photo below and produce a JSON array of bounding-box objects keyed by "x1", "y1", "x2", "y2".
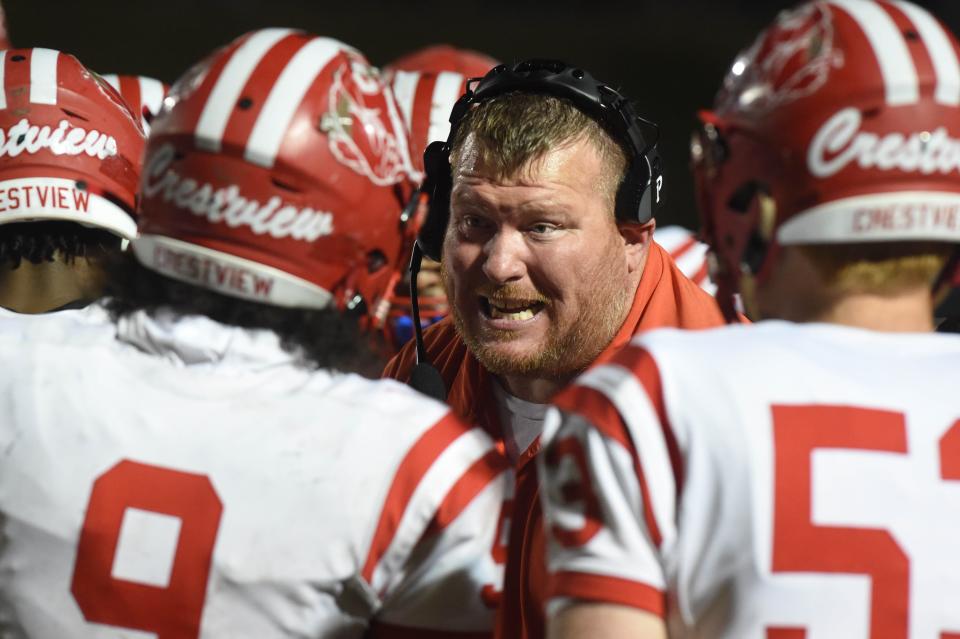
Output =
[{"x1": 491, "y1": 378, "x2": 548, "y2": 464}]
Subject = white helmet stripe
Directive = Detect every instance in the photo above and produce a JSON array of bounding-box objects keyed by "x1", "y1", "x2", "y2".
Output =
[
  {"x1": 428, "y1": 72, "x2": 465, "y2": 145},
  {"x1": 0, "y1": 51, "x2": 7, "y2": 110},
  {"x1": 139, "y1": 76, "x2": 166, "y2": 119},
  {"x1": 830, "y1": 0, "x2": 918, "y2": 105},
  {"x1": 101, "y1": 73, "x2": 121, "y2": 92},
  {"x1": 390, "y1": 70, "x2": 420, "y2": 132},
  {"x1": 29, "y1": 48, "x2": 59, "y2": 105},
  {"x1": 244, "y1": 37, "x2": 342, "y2": 168},
  {"x1": 195, "y1": 28, "x2": 293, "y2": 153},
  {"x1": 891, "y1": 0, "x2": 960, "y2": 106},
  {"x1": 381, "y1": 68, "x2": 418, "y2": 182}
]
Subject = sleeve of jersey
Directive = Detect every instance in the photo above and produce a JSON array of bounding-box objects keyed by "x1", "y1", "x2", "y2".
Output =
[
  {"x1": 364, "y1": 411, "x2": 510, "y2": 638},
  {"x1": 537, "y1": 351, "x2": 683, "y2": 619}
]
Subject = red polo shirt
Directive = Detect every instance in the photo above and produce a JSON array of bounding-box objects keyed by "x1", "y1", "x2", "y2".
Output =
[{"x1": 383, "y1": 241, "x2": 728, "y2": 639}]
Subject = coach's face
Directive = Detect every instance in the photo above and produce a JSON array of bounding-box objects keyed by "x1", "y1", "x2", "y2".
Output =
[{"x1": 443, "y1": 133, "x2": 649, "y2": 383}]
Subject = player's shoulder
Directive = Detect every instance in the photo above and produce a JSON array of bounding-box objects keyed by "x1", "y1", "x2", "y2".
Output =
[
  {"x1": 0, "y1": 303, "x2": 116, "y2": 352},
  {"x1": 624, "y1": 321, "x2": 754, "y2": 365},
  {"x1": 628, "y1": 320, "x2": 960, "y2": 375},
  {"x1": 329, "y1": 372, "x2": 448, "y2": 418},
  {"x1": 322, "y1": 370, "x2": 490, "y2": 443}
]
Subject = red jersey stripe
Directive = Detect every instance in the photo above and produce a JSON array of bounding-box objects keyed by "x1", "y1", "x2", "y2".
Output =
[
  {"x1": 368, "y1": 620, "x2": 490, "y2": 639},
  {"x1": 667, "y1": 235, "x2": 698, "y2": 261},
  {"x1": 766, "y1": 629, "x2": 807, "y2": 639},
  {"x1": 613, "y1": 346, "x2": 685, "y2": 499},
  {"x1": 429, "y1": 448, "x2": 508, "y2": 533},
  {"x1": 691, "y1": 261, "x2": 710, "y2": 287},
  {"x1": 362, "y1": 412, "x2": 470, "y2": 583},
  {"x1": 547, "y1": 571, "x2": 666, "y2": 617},
  {"x1": 552, "y1": 383, "x2": 663, "y2": 547},
  {"x1": 552, "y1": 384, "x2": 632, "y2": 451}
]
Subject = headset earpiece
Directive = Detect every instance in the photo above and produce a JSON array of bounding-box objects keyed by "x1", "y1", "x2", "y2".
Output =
[{"x1": 418, "y1": 141, "x2": 452, "y2": 262}]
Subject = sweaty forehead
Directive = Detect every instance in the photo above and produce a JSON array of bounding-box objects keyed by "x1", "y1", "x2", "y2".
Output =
[
  {"x1": 451, "y1": 179, "x2": 579, "y2": 218},
  {"x1": 452, "y1": 134, "x2": 607, "y2": 198}
]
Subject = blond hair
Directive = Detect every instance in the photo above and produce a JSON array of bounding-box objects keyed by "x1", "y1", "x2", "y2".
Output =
[
  {"x1": 799, "y1": 242, "x2": 952, "y2": 296},
  {"x1": 449, "y1": 92, "x2": 628, "y2": 208}
]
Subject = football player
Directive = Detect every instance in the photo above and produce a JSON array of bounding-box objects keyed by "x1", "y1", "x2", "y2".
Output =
[
  {"x1": 0, "y1": 29, "x2": 507, "y2": 637},
  {"x1": 539, "y1": 1, "x2": 960, "y2": 637},
  {"x1": 0, "y1": 48, "x2": 143, "y2": 313}
]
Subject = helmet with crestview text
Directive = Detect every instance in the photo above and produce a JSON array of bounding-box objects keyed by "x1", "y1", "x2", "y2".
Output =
[
  {"x1": 135, "y1": 28, "x2": 419, "y2": 318},
  {"x1": 0, "y1": 48, "x2": 144, "y2": 240},
  {"x1": 692, "y1": 0, "x2": 960, "y2": 318}
]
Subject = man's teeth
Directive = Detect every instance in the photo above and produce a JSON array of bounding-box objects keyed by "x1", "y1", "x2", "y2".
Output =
[{"x1": 489, "y1": 305, "x2": 536, "y2": 321}]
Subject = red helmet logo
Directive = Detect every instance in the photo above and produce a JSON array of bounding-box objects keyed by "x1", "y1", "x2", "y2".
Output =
[
  {"x1": 719, "y1": 2, "x2": 841, "y2": 116},
  {"x1": 322, "y1": 59, "x2": 410, "y2": 187}
]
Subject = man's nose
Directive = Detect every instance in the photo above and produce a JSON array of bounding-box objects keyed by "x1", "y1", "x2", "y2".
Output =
[{"x1": 481, "y1": 230, "x2": 527, "y2": 284}]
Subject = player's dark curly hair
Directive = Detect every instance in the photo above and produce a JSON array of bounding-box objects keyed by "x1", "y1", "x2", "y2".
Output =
[
  {"x1": 103, "y1": 252, "x2": 388, "y2": 377},
  {"x1": 0, "y1": 222, "x2": 122, "y2": 268}
]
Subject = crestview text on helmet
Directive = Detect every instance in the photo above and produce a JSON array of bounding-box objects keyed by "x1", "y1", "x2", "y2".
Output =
[
  {"x1": 808, "y1": 107, "x2": 960, "y2": 179},
  {"x1": 143, "y1": 144, "x2": 335, "y2": 242},
  {"x1": 0, "y1": 119, "x2": 118, "y2": 159}
]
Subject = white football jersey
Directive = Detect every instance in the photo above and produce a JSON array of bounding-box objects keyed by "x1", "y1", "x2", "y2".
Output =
[
  {"x1": 653, "y1": 226, "x2": 715, "y2": 295},
  {"x1": 539, "y1": 321, "x2": 960, "y2": 638},
  {"x1": 0, "y1": 307, "x2": 509, "y2": 638}
]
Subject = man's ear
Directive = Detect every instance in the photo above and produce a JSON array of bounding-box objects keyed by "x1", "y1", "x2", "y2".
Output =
[{"x1": 619, "y1": 219, "x2": 656, "y2": 273}]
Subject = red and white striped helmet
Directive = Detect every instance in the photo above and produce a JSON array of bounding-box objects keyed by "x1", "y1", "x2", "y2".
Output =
[
  {"x1": 0, "y1": 48, "x2": 144, "y2": 240},
  {"x1": 135, "y1": 29, "x2": 419, "y2": 313},
  {"x1": 100, "y1": 74, "x2": 169, "y2": 135},
  {"x1": 693, "y1": 0, "x2": 960, "y2": 313},
  {"x1": 386, "y1": 45, "x2": 499, "y2": 174}
]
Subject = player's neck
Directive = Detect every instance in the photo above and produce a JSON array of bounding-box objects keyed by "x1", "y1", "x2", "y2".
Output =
[
  {"x1": 0, "y1": 257, "x2": 105, "y2": 314},
  {"x1": 808, "y1": 287, "x2": 935, "y2": 333}
]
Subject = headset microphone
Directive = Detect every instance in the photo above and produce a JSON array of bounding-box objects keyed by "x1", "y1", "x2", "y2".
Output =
[{"x1": 407, "y1": 243, "x2": 447, "y2": 401}]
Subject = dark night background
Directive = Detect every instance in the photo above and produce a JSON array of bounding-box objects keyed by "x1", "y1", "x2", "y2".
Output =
[{"x1": 6, "y1": 0, "x2": 959, "y2": 230}]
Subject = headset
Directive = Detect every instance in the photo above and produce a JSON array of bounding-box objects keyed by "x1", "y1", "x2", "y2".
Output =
[{"x1": 407, "y1": 59, "x2": 666, "y2": 400}]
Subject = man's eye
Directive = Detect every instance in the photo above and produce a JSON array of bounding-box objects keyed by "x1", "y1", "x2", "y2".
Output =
[
  {"x1": 530, "y1": 223, "x2": 559, "y2": 235},
  {"x1": 463, "y1": 215, "x2": 488, "y2": 229}
]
